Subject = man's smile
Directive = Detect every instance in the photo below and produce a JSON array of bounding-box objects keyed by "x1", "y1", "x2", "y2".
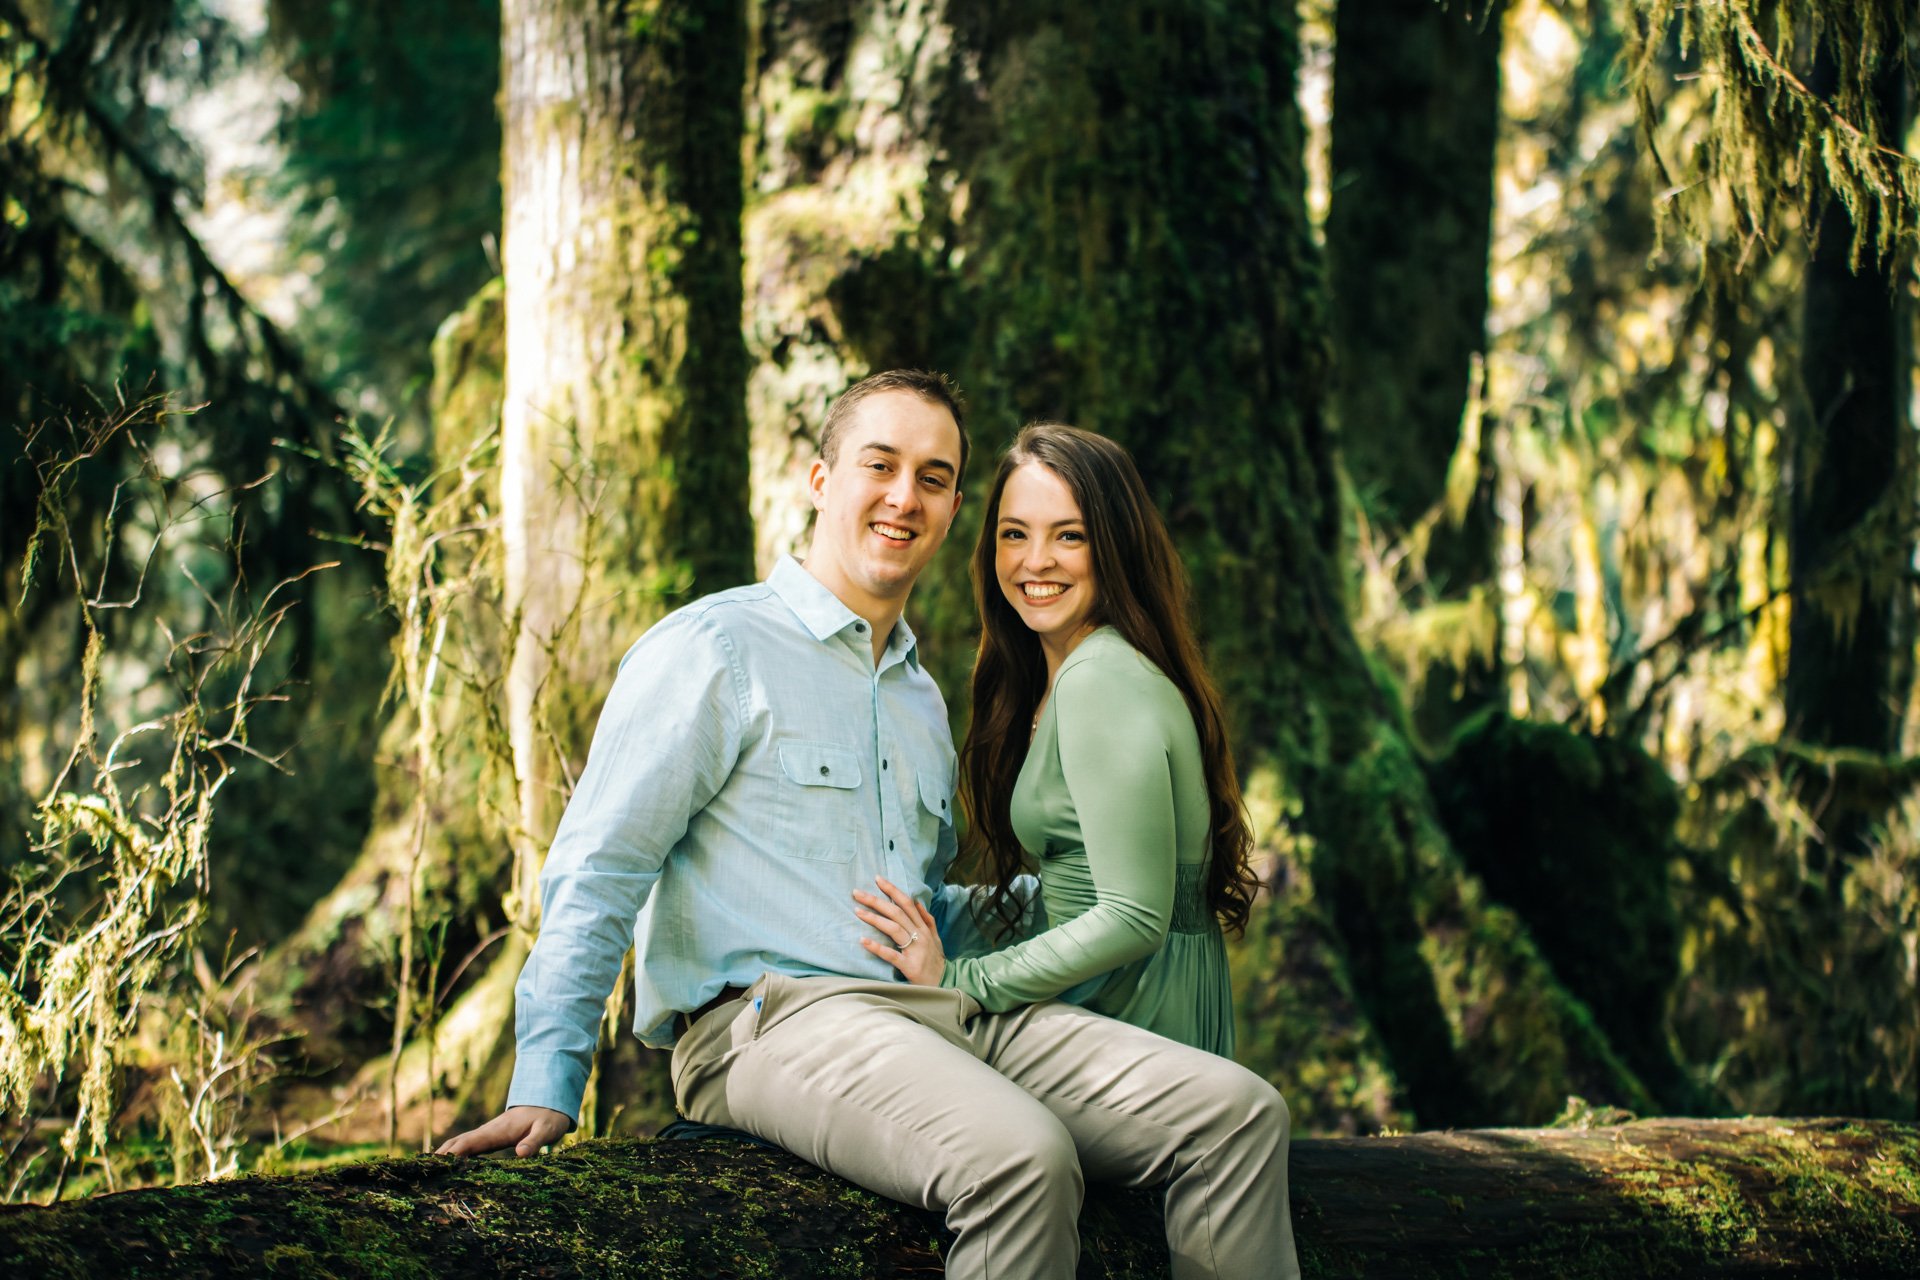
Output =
[{"x1": 871, "y1": 521, "x2": 918, "y2": 543}]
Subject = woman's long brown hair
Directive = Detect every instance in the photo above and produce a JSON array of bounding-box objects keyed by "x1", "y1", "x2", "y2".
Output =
[{"x1": 959, "y1": 423, "x2": 1259, "y2": 940}]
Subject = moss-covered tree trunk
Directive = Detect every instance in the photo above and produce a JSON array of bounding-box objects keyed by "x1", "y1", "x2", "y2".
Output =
[
  {"x1": 491, "y1": 0, "x2": 755, "y2": 1134},
  {"x1": 499, "y1": 0, "x2": 754, "y2": 859},
  {"x1": 1325, "y1": 0, "x2": 1504, "y2": 737},
  {"x1": 5, "y1": 1119, "x2": 1916, "y2": 1277},
  {"x1": 740, "y1": 2, "x2": 947, "y2": 576},
  {"x1": 1784, "y1": 35, "x2": 1913, "y2": 772}
]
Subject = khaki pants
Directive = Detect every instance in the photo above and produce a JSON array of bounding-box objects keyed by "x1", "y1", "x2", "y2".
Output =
[{"x1": 671, "y1": 973, "x2": 1299, "y2": 1280}]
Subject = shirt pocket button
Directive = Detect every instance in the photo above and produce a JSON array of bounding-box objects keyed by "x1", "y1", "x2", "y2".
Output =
[{"x1": 775, "y1": 741, "x2": 862, "y2": 862}]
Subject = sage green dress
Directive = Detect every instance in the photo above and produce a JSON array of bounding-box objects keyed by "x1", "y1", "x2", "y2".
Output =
[{"x1": 940, "y1": 627, "x2": 1235, "y2": 1056}]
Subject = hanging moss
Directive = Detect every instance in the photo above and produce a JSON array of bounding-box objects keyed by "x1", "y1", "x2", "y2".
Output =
[{"x1": 1622, "y1": 2, "x2": 1918, "y2": 265}]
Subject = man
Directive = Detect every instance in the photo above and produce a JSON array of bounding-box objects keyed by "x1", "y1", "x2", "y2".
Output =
[{"x1": 440, "y1": 370, "x2": 1298, "y2": 1279}]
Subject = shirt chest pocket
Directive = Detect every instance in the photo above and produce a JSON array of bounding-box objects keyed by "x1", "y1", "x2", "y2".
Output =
[
  {"x1": 915, "y1": 768, "x2": 954, "y2": 846},
  {"x1": 776, "y1": 741, "x2": 862, "y2": 862}
]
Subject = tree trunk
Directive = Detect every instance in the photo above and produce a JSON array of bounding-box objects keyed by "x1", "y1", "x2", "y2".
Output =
[
  {"x1": 499, "y1": 0, "x2": 755, "y2": 862},
  {"x1": 1325, "y1": 0, "x2": 1505, "y2": 737},
  {"x1": 736, "y1": 1, "x2": 1409, "y2": 1131},
  {"x1": 1326, "y1": 0, "x2": 1502, "y2": 545},
  {"x1": 741, "y1": 1, "x2": 948, "y2": 577},
  {"x1": 4, "y1": 1118, "x2": 1915, "y2": 1277},
  {"x1": 1784, "y1": 34, "x2": 1913, "y2": 772},
  {"x1": 493, "y1": 0, "x2": 754, "y2": 1139}
]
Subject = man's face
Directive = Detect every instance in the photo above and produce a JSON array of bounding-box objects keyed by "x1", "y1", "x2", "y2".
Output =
[{"x1": 806, "y1": 390, "x2": 964, "y2": 612}]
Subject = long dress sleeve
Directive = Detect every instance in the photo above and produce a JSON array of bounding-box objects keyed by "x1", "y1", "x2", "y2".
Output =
[{"x1": 940, "y1": 657, "x2": 1177, "y2": 1011}]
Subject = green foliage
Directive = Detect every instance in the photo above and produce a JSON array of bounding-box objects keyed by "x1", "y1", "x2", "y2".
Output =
[
  {"x1": 1623, "y1": 1, "x2": 1919, "y2": 262},
  {"x1": 1, "y1": 394, "x2": 317, "y2": 1194},
  {"x1": 1, "y1": 0, "x2": 393, "y2": 949},
  {"x1": 1350, "y1": 1, "x2": 1840, "y2": 795},
  {"x1": 1673, "y1": 746, "x2": 1920, "y2": 1117},
  {"x1": 262, "y1": 0, "x2": 502, "y2": 428}
]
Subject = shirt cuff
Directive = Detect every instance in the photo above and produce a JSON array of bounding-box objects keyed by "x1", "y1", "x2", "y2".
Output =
[{"x1": 504, "y1": 1051, "x2": 590, "y2": 1129}]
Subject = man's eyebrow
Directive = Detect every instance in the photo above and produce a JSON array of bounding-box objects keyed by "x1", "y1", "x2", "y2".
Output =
[{"x1": 856, "y1": 441, "x2": 957, "y2": 476}]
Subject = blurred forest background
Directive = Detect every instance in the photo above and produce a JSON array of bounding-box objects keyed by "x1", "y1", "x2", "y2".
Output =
[{"x1": 3, "y1": 0, "x2": 1918, "y2": 1201}]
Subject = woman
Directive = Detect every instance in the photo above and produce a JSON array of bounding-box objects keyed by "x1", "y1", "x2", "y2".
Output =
[{"x1": 855, "y1": 422, "x2": 1259, "y2": 1056}]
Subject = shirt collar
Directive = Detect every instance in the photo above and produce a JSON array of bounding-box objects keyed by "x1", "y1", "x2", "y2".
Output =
[{"x1": 769, "y1": 555, "x2": 922, "y2": 669}]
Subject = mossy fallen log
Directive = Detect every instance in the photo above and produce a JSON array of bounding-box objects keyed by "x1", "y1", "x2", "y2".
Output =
[{"x1": 2, "y1": 1118, "x2": 1916, "y2": 1278}]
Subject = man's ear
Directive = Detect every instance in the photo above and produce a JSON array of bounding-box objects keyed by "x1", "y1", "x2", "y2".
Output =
[
  {"x1": 946, "y1": 487, "x2": 964, "y2": 532},
  {"x1": 807, "y1": 457, "x2": 830, "y2": 512}
]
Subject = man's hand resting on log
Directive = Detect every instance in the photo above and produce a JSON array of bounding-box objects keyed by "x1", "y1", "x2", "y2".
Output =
[{"x1": 436, "y1": 1105, "x2": 572, "y2": 1157}]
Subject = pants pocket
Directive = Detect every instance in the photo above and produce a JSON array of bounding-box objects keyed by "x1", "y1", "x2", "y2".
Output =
[
  {"x1": 733, "y1": 977, "x2": 773, "y2": 1048},
  {"x1": 672, "y1": 987, "x2": 764, "y2": 1122}
]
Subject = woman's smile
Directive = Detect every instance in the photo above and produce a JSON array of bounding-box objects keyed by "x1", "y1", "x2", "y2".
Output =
[{"x1": 996, "y1": 462, "x2": 1098, "y2": 658}]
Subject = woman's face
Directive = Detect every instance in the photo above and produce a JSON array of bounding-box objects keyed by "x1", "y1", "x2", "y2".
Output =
[{"x1": 994, "y1": 461, "x2": 1098, "y2": 653}]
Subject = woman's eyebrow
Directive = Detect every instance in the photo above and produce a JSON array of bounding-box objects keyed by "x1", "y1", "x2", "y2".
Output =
[{"x1": 997, "y1": 516, "x2": 1083, "y2": 529}]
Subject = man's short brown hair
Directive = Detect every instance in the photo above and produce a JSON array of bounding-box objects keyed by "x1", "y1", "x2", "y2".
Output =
[{"x1": 820, "y1": 369, "x2": 970, "y2": 483}]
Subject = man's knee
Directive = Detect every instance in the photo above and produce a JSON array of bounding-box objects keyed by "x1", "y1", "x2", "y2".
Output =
[{"x1": 974, "y1": 1113, "x2": 1084, "y2": 1207}]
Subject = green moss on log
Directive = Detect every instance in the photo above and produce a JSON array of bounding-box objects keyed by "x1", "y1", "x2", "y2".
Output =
[{"x1": 4, "y1": 1120, "x2": 1915, "y2": 1278}]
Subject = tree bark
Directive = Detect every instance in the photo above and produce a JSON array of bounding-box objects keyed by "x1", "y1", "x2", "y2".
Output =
[
  {"x1": 498, "y1": 0, "x2": 755, "y2": 862},
  {"x1": 468, "y1": 0, "x2": 754, "y2": 1140},
  {"x1": 1784, "y1": 32, "x2": 1914, "y2": 770},
  {"x1": 4, "y1": 1119, "x2": 1915, "y2": 1277},
  {"x1": 1325, "y1": 0, "x2": 1505, "y2": 737},
  {"x1": 741, "y1": 1, "x2": 949, "y2": 576},
  {"x1": 1326, "y1": 0, "x2": 1502, "y2": 546}
]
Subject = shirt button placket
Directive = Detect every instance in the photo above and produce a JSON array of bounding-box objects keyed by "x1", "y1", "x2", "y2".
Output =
[{"x1": 874, "y1": 679, "x2": 909, "y2": 888}]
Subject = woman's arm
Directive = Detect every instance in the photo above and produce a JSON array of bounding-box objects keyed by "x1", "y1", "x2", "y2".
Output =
[{"x1": 933, "y1": 659, "x2": 1177, "y2": 1010}]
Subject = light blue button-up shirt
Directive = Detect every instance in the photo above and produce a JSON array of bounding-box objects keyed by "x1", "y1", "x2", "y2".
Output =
[{"x1": 505, "y1": 556, "x2": 974, "y2": 1123}]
